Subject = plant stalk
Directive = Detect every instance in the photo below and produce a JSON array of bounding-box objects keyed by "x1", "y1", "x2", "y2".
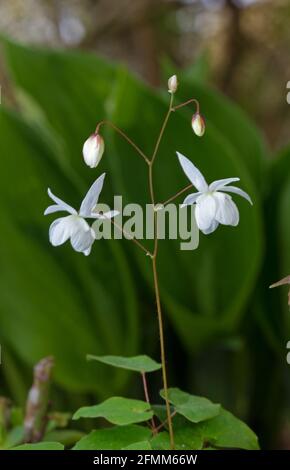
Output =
[
  {"x1": 96, "y1": 120, "x2": 150, "y2": 164},
  {"x1": 148, "y1": 94, "x2": 175, "y2": 449},
  {"x1": 141, "y1": 372, "x2": 157, "y2": 434},
  {"x1": 151, "y1": 256, "x2": 174, "y2": 448}
]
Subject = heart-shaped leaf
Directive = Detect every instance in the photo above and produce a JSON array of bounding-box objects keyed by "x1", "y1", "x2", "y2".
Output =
[
  {"x1": 73, "y1": 425, "x2": 151, "y2": 450},
  {"x1": 73, "y1": 397, "x2": 153, "y2": 425},
  {"x1": 87, "y1": 354, "x2": 161, "y2": 373},
  {"x1": 160, "y1": 388, "x2": 220, "y2": 423},
  {"x1": 11, "y1": 442, "x2": 64, "y2": 450}
]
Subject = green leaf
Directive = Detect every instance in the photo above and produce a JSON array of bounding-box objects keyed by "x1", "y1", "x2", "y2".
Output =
[
  {"x1": 160, "y1": 388, "x2": 220, "y2": 423},
  {"x1": 198, "y1": 408, "x2": 259, "y2": 450},
  {"x1": 150, "y1": 430, "x2": 203, "y2": 451},
  {"x1": 87, "y1": 354, "x2": 161, "y2": 373},
  {"x1": 11, "y1": 442, "x2": 64, "y2": 450},
  {"x1": 3, "y1": 426, "x2": 25, "y2": 449},
  {"x1": 73, "y1": 425, "x2": 151, "y2": 450},
  {"x1": 44, "y1": 430, "x2": 85, "y2": 447},
  {"x1": 122, "y1": 441, "x2": 152, "y2": 450},
  {"x1": 153, "y1": 405, "x2": 259, "y2": 450},
  {"x1": 73, "y1": 397, "x2": 153, "y2": 425},
  {"x1": 150, "y1": 432, "x2": 171, "y2": 450}
]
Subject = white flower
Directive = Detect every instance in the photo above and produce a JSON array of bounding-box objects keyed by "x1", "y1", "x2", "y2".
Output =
[
  {"x1": 177, "y1": 152, "x2": 253, "y2": 234},
  {"x1": 168, "y1": 75, "x2": 178, "y2": 94},
  {"x1": 44, "y1": 173, "x2": 118, "y2": 255},
  {"x1": 191, "y1": 113, "x2": 205, "y2": 137},
  {"x1": 83, "y1": 133, "x2": 104, "y2": 168}
]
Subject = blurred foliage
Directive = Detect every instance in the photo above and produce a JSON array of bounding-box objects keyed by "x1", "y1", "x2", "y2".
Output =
[
  {"x1": 1, "y1": 0, "x2": 290, "y2": 149},
  {"x1": 0, "y1": 36, "x2": 289, "y2": 449}
]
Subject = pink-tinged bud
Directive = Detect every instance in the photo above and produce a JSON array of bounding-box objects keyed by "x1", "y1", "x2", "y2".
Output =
[
  {"x1": 191, "y1": 113, "x2": 205, "y2": 137},
  {"x1": 168, "y1": 75, "x2": 178, "y2": 94},
  {"x1": 83, "y1": 133, "x2": 105, "y2": 168}
]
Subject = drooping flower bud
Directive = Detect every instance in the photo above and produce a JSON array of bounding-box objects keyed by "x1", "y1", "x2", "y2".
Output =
[
  {"x1": 168, "y1": 75, "x2": 178, "y2": 94},
  {"x1": 83, "y1": 133, "x2": 105, "y2": 168},
  {"x1": 191, "y1": 113, "x2": 205, "y2": 137}
]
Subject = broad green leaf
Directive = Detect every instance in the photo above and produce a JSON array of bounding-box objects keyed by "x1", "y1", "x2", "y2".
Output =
[
  {"x1": 73, "y1": 397, "x2": 153, "y2": 425},
  {"x1": 2, "y1": 37, "x2": 116, "y2": 182},
  {"x1": 160, "y1": 388, "x2": 220, "y2": 423},
  {"x1": 274, "y1": 149, "x2": 290, "y2": 316},
  {"x1": 73, "y1": 425, "x2": 151, "y2": 450},
  {"x1": 122, "y1": 441, "x2": 152, "y2": 450},
  {"x1": 44, "y1": 430, "x2": 85, "y2": 447},
  {"x1": 153, "y1": 405, "x2": 259, "y2": 450},
  {"x1": 87, "y1": 354, "x2": 161, "y2": 373},
  {"x1": 11, "y1": 442, "x2": 64, "y2": 450},
  {"x1": 150, "y1": 432, "x2": 171, "y2": 450},
  {"x1": 3, "y1": 426, "x2": 25, "y2": 449},
  {"x1": 150, "y1": 430, "x2": 203, "y2": 451},
  {"x1": 198, "y1": 408, "x2": 259, "y2": 450}
]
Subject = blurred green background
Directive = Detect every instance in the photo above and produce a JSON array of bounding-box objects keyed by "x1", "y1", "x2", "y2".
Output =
[{"x1": 0, "y1": 0, "x2": 289, "y2": 449}]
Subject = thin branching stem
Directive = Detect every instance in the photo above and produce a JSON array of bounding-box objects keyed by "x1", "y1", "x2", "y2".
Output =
[
  {"x1": 161, "y1": 183, "x2": 193, "y2": 207},
  {"x1": 95, "y1": 92, "x2": 201, "y2": 450},
  {"x1": 106, "y1": 217, "x2": 153, "y2": 257},
  {"x1": 148, "y1": 94, "x2": 175, "y2": 449},
  {"x1": 155, "y1": 411, "x2": 177, "y2": 433},
  {"x1": 172, "y1": 98, "x2": 200, "y2": 114},
  {"x1": 96, "y1": 120, "x2": 150, "y2": 164},
  {"x1": 141, "y1": 372, "x2": 157, "y2": 434},
  {"x1": 151, "y1": 94, "x2": 174, "y2": 164}
]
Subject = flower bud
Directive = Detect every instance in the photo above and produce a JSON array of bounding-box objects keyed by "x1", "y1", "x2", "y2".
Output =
[
  {"x1": 168, "y1": 75, "x2": 178, "y2": 94},
  {"x1": 191, "y1": 113, "x2": 205, "y2": 137},
  {"x1": 83, "y1": 133, "x2": 105, "y2": 168}
]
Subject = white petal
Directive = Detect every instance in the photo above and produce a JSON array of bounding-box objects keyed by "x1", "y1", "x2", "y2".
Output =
[
  {"x1": 47, "y1": 188, "x2": 77, "y2": 215},
  {"x1": 70, "y1": 226, "x2": 95, "y2": 254},
  {"x1": 201, "y1": 220, "x2": 219, "y2": 235},
  {"x1": 181, "y1": 192, "x2": 202, "y2": 207},
  {"x1": 195, "y1": 194, "x2": 217, "y2": 231},
  {"x1": 79, "y1": 173, "x2": 106, "y2": 217},
  {"x1": 214, "y1": 193, "x2": 239, "y2": 226},
  {"x1": 83, "y1": 134, "x2": 105, "y2": 168},
  {"x1": 219, "y1": 185, "x2": 253, "y2": 205},
  {"x1": 94, "y1": 210, "x2": 119, "y2": 220},
  {"x1": 176, "y1": 152, "x2": 208, "y2": 192},
  {"x1": 168, "y1": 75, "x2": 178, "y2": 93},
  {"x1": 44, "y1": 205, "x2": 64, "y2": 215},
  {"x1": 49, "y1": 216, "x2": 76, "y2": 246},
  {"x1": 209, "y1": 178, "x2": 240, "y2": 192}
]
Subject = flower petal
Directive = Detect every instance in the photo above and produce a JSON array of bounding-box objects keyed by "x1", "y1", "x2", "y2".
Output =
[
  {"x1": 176, "y1": 152, "x2": 208, "y2": 192},
  {"x1": 44, "y1": 205, "x2": 64, "y2": 215},
  {"x1": 201, "y1": 220, "x2": 219, "y2": 235},
  {"x1": 181, "y1": 192, "x2": 202, "y2": 207},
  {"x1": 195, "y1": 194, "x2": 217, "y2": 231},
  {"x1": 219, "y1": 185, "x2": 253, "y2": 205},
  {"x1": 49, "y1": 216, "x2": 76, "y2": 246},
  {"x1": 70, "y1": 226, "x2": 95, "y2": 254},
  {"x1": 209, "y1": 177, "x2": 240, "y2": 192},
  {"x1": 79, "y1": 173, "x2": 106, "y2": 217},
  {"x1": 47, "y1": 188, "x2": 77, "y2": 215},
  {"x1": 214, "y1": 193, "x2": 239, "y2": 226}
]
